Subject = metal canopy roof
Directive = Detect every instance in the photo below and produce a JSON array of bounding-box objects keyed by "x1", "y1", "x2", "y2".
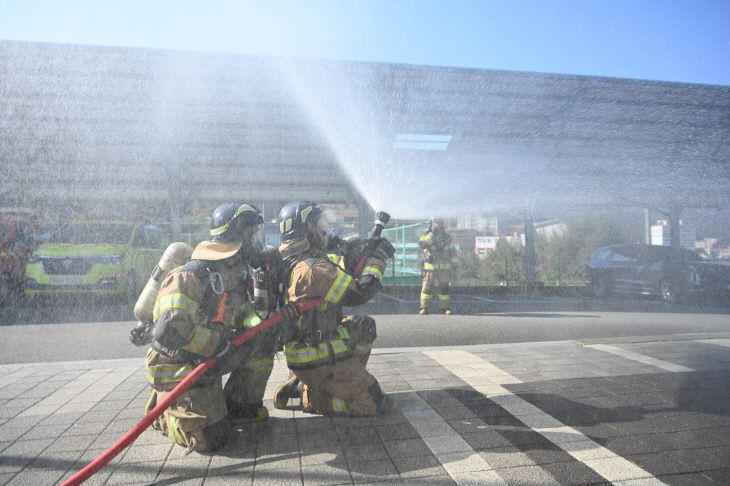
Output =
[{"x1": 1, "y1": 40, "x2": 728, "y2": 222}]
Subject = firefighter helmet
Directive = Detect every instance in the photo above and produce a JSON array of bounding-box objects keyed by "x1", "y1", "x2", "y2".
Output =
[
  {"x1": 210, "y1": 203, "x2": 263, "y2": 243},
  {"x1": 431, "y1": 218, "x2": 445, "y2": 229},
  {"x1": 191, "y1": 202, "x2": 264, "y2": 261},
  {"x1": 278, "y1": 201, "x2": 323, "y2": 243}
]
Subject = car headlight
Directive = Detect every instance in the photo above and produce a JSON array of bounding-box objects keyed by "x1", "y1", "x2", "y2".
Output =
[
  {"x1": 28, "y1": 255, "x2": 40, "y2": 264},
  {"x1": 100, "y1": 254, "x2": 124, "y2": 265}
]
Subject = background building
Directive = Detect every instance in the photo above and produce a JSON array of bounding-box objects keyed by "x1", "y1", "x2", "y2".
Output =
[{"x1": 651, "y1": 220, "x2": 696, "y2": 248}]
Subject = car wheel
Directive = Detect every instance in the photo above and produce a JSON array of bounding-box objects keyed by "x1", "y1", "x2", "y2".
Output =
[
  {"x1": 125, "y1": 272, "x2": 137, "y2": 304},
  {"x1": 591, "y1": 276, "x2": 612, "y2": 298},
  {"x1": 659, "y1": 278, "x2": 679, "y2": 303}
]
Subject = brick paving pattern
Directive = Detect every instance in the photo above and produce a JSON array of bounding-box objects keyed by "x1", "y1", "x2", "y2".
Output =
[{"x1": 0, "y1": 336, "x2": 728, "y2": 485}]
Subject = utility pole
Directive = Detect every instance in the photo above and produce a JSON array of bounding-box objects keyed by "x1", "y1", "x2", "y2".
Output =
[
  {"x1": 166, "y1": 164, "x2": 182, "y2": 242},
  {"x1": 357, "y1": 197, "x2": 369, "y2": 239},
  {"x1": 524, "y1": 216, "x2": 536, "y2": 282}
]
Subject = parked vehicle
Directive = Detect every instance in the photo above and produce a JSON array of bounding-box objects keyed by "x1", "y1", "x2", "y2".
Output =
[
  {"x1": 24, "y1": 222, "x2": 167, "y2": 303},
  {"x1": 0, "y1": 208, "x2": 39, "y2": 307},
  {"x1": 586, "y1": 244, "x2": 730, "y2": 304}
]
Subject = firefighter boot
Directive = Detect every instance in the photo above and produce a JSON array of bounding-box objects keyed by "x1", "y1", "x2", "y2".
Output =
[
  {"x1": 442, "y1": 309, "x2": 452, "y2": 315},
  {"x1": 228, "y1": 401, "x2": 269, "y2": 424},
  {"x1": 367, "y1": 381, "x2": 394, "y2": 415},
  {"x1": 273, "y1": 373, "x2": 302, "y2": 409},
  {"x1": 418, "y1": 308, "x2": 428, "y2": 315}
]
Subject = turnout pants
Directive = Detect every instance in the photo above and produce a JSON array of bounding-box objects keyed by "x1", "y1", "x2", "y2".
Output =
[
  {"x1": 420, "y1": 269, "x2": 451, "y2": 310},
  {"x1": 145, "y1": 335, "x2": 275, "y2": 450},
  {"x1": 150, "y1": 379, "x2": 232, "y2": 452},
  {"x1": 223, "y1": 337, "x2": 275, "y2": 408},
  {"x1": 292, "y1": 316, "x2": 380, "y2": 416}
]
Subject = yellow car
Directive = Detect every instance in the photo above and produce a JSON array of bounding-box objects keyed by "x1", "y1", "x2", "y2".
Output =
[{"x1": 25, "y1": 221, "x2": 166, "y2": 303}]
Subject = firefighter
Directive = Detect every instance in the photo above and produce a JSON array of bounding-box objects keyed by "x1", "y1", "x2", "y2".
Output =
[
  {"x1": 418, "y1": 218, "x2": 458, "y2": 315},
  {"x1": 272, "y1": 201, "x2": 395, "y2": 416},
  {"x1": 144, "y1": 202, "x2": 282, "y2": 452}
]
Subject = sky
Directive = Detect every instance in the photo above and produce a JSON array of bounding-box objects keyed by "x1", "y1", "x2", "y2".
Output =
[{"x1": 1, "y1": 0, "x2": 729, "y2": 86}]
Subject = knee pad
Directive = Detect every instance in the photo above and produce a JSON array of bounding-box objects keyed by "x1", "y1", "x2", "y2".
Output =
[{"x1": 354, "y1": 315, "x2": 377, "y2": 340}]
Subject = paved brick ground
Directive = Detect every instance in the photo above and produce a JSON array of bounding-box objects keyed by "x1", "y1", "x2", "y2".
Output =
[{"x1": 1, "y1": 335, "x2": 729, "y2": 485}]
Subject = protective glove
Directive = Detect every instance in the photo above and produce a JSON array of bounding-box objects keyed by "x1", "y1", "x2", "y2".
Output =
[
  {"x1": 370, "y1": 237, "x2": 395, "y2": 260},
  {"x1": 278, "y1": 302, "x2": 301, "y2": 345},
  {"x1": 280, "y1": 301, "x2": 302, "y2": 325},
  {"x1": 209, "y1": 338, "x2": 240, "y2": 375},
  {"x1": 129, "y1": 324, "x2": 152, "y2": 346}
]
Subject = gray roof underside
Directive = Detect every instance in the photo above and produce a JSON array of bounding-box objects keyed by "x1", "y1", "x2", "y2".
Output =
[{"x1": 1, "y1": 40, "x2": 728, "y2": 220}]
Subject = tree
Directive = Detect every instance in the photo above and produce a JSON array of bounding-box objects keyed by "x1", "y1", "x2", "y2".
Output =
[
  {"x1": 456, "y1": 211, "x2": 641, "y2": 286},
  {"x1": 537, "y1": 212, "x2": 640, "y2": 284},
  {"x1": 467, "y1": 238, "x2": 526, "y2": 285}
]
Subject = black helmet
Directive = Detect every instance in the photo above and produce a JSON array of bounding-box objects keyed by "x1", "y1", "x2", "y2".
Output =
[
  {"x1": 278, "y1": 201, "x2": 323, "y2": 243},
  {"x1": 210, "y1": 202, "x2": 263, "y2": 243}
]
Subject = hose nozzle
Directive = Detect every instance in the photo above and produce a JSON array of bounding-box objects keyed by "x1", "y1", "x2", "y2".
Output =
[
  {"x1": 354, "y1": 210, "x2": 391, "y2": 276},
  {"x1": 371, "y1": 211, "x2": 391, "y2": 238}
]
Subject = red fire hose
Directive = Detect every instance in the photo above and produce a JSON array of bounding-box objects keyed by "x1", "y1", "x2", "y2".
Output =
[{"x1": 62, "y1": 299, "x2": 324, "y2": 486}]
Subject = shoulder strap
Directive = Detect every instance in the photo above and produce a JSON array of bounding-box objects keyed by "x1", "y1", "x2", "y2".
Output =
[
  {"x1": 180, "y1": 259, "x2": 219, "y2": 318},
  {"x1": 302, "y1": 256, "x2": 323, "y2": 269},
  {"x1": 181, "y1": 259, "x2": 208, "y2": 278}
]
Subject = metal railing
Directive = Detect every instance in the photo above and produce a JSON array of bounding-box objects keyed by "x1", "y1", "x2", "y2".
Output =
[{"x1": 381, "y1": 220, "x2": 429, "y2": 285}]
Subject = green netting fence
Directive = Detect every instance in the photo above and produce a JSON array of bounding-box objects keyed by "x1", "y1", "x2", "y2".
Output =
[{"x1": 380, "y1": 220, "x2": 430, "y2": 286}]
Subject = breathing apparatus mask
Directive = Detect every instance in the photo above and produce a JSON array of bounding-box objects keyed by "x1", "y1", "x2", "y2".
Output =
[
  {"x1": 238, "y1": 223, "x2": 265, "y2": 262},
  {"x1": 309, "y1": 212, "x2": 334, "y2": 251}
]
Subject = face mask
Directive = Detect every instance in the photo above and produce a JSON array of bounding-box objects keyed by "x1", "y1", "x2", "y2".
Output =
[
  {"x1": 325, "y1": 227, "x2": 343, "y2": 251},
  {"x1": 310, "y1": 214, "x2": 332, "y2": 250},
  {"x1": 235, "y1": 224, "x2": 264, "y2": 261},
  {"x1": 249, "y1": 224, "x2": 265, "y2": 252}
]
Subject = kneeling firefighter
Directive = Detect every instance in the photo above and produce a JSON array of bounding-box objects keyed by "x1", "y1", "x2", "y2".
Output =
[
  {"x1": 144, "y1": 202, "x2": 287, "y2": 452},
  {"x1": 273, "y1": 201, "x2": 396, "y2": 416}
]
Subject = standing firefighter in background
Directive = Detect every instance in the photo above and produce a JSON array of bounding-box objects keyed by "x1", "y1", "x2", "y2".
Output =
[
  {"x1": 272, "y1": 201, "x2": 395, "y2": 416},
  {"x1": 144, "y1": 203, "x2": 282, "y2": 452},
  {"x1": 419, "y1": 218, "x2": 458, "y2": 315}
]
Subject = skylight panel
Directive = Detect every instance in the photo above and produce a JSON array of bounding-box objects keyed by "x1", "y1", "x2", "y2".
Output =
[{"x1": 394, "y1": 133, "x2": 452, "y2": 151}]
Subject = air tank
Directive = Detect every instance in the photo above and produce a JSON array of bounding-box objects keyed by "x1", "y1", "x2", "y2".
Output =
[{"x1": 133, "y1": 241, "x2": 193, "y2": 325}]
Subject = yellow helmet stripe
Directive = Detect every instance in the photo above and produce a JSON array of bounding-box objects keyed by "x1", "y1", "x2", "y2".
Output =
[{"x1": 210, "y1": 203, "x2": 258, "y2": 236}]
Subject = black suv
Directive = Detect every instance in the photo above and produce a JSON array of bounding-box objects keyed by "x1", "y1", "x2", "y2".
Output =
[{"x1": 586, "y1": 244, "x2": 730, "y2": 304}]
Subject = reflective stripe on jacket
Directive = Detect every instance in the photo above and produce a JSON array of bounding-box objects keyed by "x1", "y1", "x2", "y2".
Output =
[{"x1": 423, "y1": 262, "x2": 452, "y2": 271}]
